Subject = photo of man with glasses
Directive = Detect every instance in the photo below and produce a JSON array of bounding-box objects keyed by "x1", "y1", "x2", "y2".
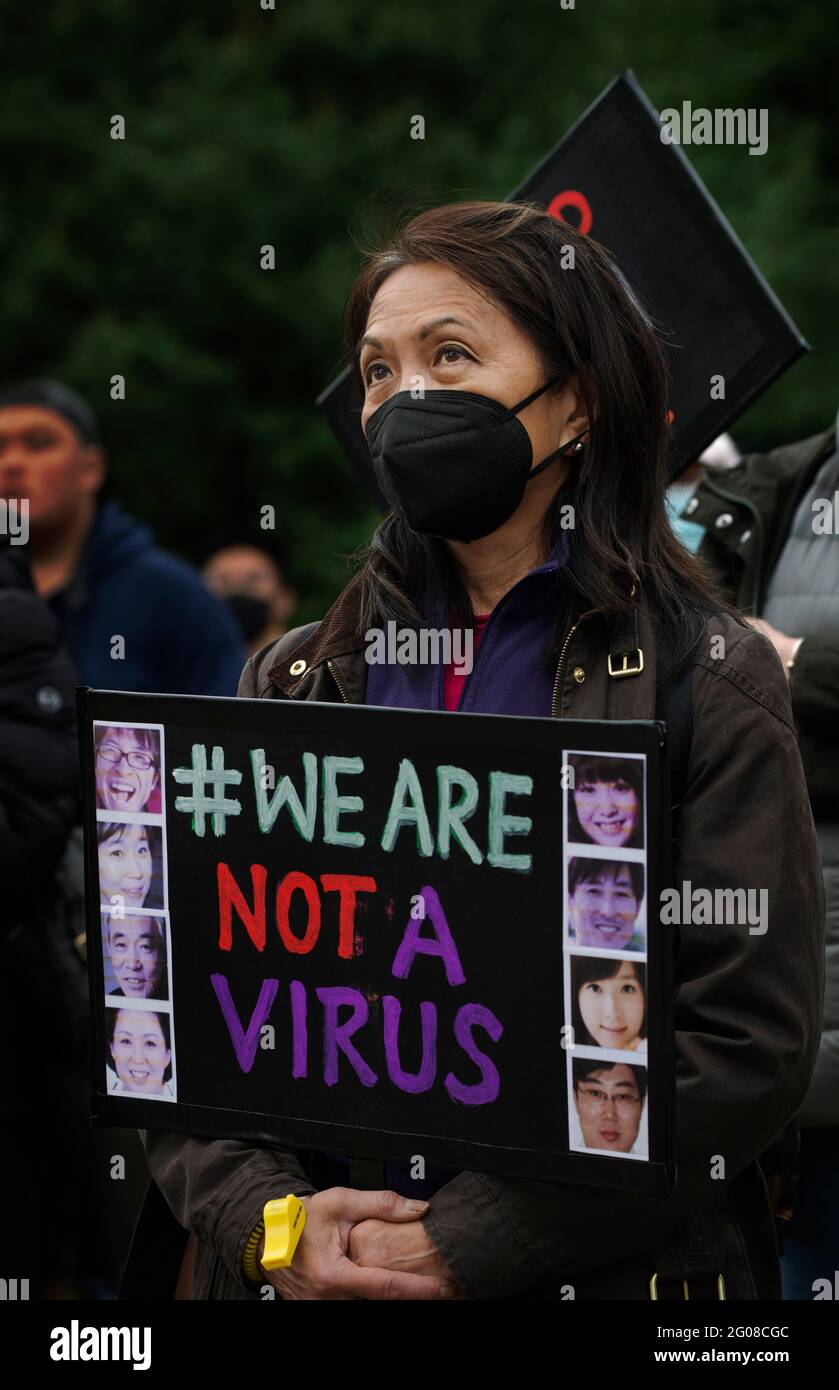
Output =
[
  {"x1": 94, "y1": 725, "x2": 160, "y2": 814},
  {"x1": 571, "y1": 1058, "x2": 647, "y2": 1156}
]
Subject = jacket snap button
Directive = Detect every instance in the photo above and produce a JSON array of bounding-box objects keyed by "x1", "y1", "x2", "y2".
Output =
[
  {"x1": 289, "y1": 659, "x2": 308, "y2": 676},
  {"x1": 739, "y1": 529, "x2": 752, "y2": 544},
  {"x1": 685, "y1": 496, "x2": 700, "y2": 516},
  {"x1": 715, "y1": 512, "x2": 734, "y2": 530},
  {"x1": 572, "y1": 666, "x2": 586, "y2": 684}
]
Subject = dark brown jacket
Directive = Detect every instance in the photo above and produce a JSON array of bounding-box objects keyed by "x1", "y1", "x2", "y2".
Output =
[{"x1": 138, "y1": 577, "x2": 824, "y2": 1300}]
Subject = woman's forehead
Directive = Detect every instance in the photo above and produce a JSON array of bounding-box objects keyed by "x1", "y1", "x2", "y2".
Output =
[{"x1": 365, "y1": 263, "x2": 503, "y2": 337}]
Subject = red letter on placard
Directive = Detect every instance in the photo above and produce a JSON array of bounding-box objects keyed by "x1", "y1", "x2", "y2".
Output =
[
  {"x1": 276, "y1": 871, "x2": 321, "y2": 954},
  {"x1": 217, "y1": 862, "x2": 267, "y2": 951},
  {"x1": 320, "y1": 874, "x2": 378, "y2": 959},
  {"x1": 547, "y1": 189, "x2": 593, "y2": 236}
]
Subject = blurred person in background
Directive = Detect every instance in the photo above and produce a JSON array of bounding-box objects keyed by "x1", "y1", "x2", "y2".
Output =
[
  {"x1": 0, "y1": 535, "x2": 82, "y2": 1296},
  {"x1": 679, "y1": 405, "x2": 839, "y2": 1299},
  {"x1": 0, "y1": 379, "x2": 245, "y2": 1296},
  {"x1": 0, "y1": 379, "x2": 245, "y2": 695},
  {"x1": 666, "y1": 432, "x2": 741, "y2": 553},
  {"x1": 202, "y1": 528, "x2": 297, "y2": 658}
]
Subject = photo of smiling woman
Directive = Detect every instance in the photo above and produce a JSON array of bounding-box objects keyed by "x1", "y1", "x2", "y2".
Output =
[
  {"x1": 97, "y1": 822, "x2": 164, "y2": 911},
  {"x1": 106, "y1": 1007, "x2": 174, "y2": 1100},
  {"x1": 571, "y1": 956, "x2": 647, "y2": 1053},
  {"x1": 103, "y1": 912, "x2": 168, "y2": 1001},
  {"x1": 95, "y1": 725, "x2": 161, "y2": 815},
  {"x1": 567, "y1": 856, "x2": 645, "y2": 952},
  {"x1": 567, "y1": 754, "x2": 644, "y2": 850}
]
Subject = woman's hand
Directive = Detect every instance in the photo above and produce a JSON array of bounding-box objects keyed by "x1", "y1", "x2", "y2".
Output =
[
  {"x1": 348, "y1": 1214, "x2": 463, "y2": 1297},
  {"x1": 259, "y1": 1188, "x2": 456, "y2": 1300}
]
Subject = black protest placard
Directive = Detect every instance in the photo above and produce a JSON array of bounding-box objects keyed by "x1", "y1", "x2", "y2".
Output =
[
  {"x1": 81, "y1": 690, "x2": 674, "y2": 1196},
  {"x1": 318, "y1": 70, "x2": 807, "y2": 493}
]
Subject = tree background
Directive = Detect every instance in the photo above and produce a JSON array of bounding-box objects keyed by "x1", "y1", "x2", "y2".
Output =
[{"x1": 1, "y1": 0, "x2": 835, "y2": 619}]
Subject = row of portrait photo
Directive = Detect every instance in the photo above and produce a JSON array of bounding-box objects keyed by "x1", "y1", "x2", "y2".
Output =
[
  {"x1": 94, "y1": 721, "x2": 177, "y2": 1104},
  {"x1": 563, "y1": 751, "x2": 649, "y2": 1162}
]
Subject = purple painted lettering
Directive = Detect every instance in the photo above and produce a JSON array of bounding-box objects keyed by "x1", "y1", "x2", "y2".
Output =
[
  {"x1": 316, "y1": 985, "x2": 377, "y2": 1088},
  {"x1": 210, "y1": 973, "x2": 279, "y2": 1074},
  {"x1": 391, "y1": 885, "x2": 466, "y2": 986},
  {"x1": 444, "y1": 1002, "x2": 503, "y2": 1105},
  {"x1": 382, "y1": 996, "x2": 437, "y2": 1093}
]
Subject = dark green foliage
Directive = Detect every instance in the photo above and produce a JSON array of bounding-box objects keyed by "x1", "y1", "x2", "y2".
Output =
[{"x1": 0, "y1": 0, "x2": 834, "y2": 618}]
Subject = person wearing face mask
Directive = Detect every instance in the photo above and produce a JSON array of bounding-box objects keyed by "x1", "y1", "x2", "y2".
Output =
[
  {"x1": 201, "y1": 531, "x2": 297, "y2": 657},
  {"x1": 135, "y1": 201, "x2": 822, "y2": 1304}
]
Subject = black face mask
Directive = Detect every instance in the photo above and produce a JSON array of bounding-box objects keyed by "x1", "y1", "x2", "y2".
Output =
[
  {"x1": 224, "y1": 593, "x2": 270, "y2": 643},
  {"x1": 365, "y1": 377, "x2": 589, "y2": 542}
]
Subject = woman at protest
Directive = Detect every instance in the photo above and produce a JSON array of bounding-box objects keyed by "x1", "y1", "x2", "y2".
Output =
[
  {"x1": 571, "y1": 957, "x2": 647, "y2": 1052},
  {"x1": 140, "y1": 201, "x2": 823, "y2": 1301}
]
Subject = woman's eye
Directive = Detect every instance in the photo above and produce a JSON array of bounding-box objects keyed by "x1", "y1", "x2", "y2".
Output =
[
  {"x1": 364, "y1": 362, "x2": 389, "y2": 386},
  {"x1": 435, "y1": 345, "x2": 470, "y2": 365}
]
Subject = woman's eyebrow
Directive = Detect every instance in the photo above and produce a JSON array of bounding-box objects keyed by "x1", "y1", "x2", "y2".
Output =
[{"x1": 357, "y1": 315, "x2": 477, "y2": 354}]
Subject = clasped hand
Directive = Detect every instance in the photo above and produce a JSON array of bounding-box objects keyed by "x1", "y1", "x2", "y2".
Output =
[{"x1": 260, "y1": 1187, "x2": 462, "y2": 1301}]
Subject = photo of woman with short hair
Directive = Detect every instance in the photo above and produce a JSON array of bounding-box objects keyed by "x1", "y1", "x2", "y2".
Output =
[
  {"x1": 106, "y1": 1007, "x2": 174, "y2": 1099},
  {"x1": 97, "y1": 821, "x2": 164, "y2": 910},
  {"x1": 567, "y1": 754, "x2": 644, "y2": 850},
  {"x1": 104, "y1": 913, "x2": 168, "y2": 1000},
  {"x1": 95, "y1": 725, "x2": 160, "y2": 815},
  {"x1": 571, "y1": 956, "x2": 647, "y2": 1052}
]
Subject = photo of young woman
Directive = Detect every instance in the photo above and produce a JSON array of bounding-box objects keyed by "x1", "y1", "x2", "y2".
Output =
[
  {"x1": 103, "y1": 913, "x2": 168, "y2": 1000},
  {"x1": 571, "y1": 956, "x2": 647, "y2": 1052},
  {"x1": 97, "y1": 822, "x2": 164, "y2": 910},
  {"x1": 571, "y1": 1059, "x2": 647, "y2": 1156},
  {"x1": 106, "y1": 1007, "x2": 174, "y2": 1099},
  {"x1": 95, "y1": 725, "x2": 161, "y2": 814},
  {"x1": 567, "y1": 857, "x2": 645, "y2": 952},
  {"x1": 567, "y1": 755, "x2": 644, "y2": 850}
]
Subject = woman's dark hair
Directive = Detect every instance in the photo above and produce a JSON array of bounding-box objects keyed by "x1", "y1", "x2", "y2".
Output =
[
  {"x1": 571, "y1": 956, "x2": 647, "y2": 1048},
  {"x1": 567, "y1": 755, "x2": 644, "y2": 849},
  {"x1": 106, "y1": 1006, "x2": 172, "y2": 1083},
  {"x1": 344, "y1": 200, "x2": 719, "y2": 668},
  {"x1": 568, "y1": 856, "x2": 644, "y2": 903},
  {"x1": 572, "y1": 1057, "x2": 647, "y2": 1104}
]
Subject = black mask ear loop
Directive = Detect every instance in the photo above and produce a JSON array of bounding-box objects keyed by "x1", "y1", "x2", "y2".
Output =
[
  {"x1": 528, "y1": 425, "x2": 590, "y2": 482},
  {"x1": 507, "y1": 374, "x2": 590, "y2": 483}
]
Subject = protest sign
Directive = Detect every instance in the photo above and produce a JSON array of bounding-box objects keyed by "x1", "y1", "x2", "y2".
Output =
[
  {"x1": 317, "y1": 70, "x2": 807, "y2": 496},
  {"x1": 80, "y1": 691, "x2": 674, "y2": 1196}
]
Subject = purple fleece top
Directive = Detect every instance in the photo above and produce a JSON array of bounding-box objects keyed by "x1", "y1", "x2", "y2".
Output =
[{"x1": 365, "y1": 530, "x2": 571, "y2": 716}]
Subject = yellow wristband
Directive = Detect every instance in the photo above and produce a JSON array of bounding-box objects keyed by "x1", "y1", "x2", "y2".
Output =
[{"x1": 261, "y1": 1196, "x2": 307, "y2": 1271}]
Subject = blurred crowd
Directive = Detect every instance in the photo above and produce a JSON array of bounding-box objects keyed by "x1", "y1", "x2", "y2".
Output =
[{"x1": 0, "y1": 378, "x2": 836, "y2": 1299}]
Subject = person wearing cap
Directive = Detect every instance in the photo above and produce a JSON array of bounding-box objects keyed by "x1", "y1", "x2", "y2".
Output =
[
  {"x1": 0, "y1": 380, "x2": 245, "y2": 695},
  {"x1": 136, "y1": 201, "x2": 822, "y2": 1302},
  {"x1": 680, "y1": 407, "x2": 839, "y2": 1298}
]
